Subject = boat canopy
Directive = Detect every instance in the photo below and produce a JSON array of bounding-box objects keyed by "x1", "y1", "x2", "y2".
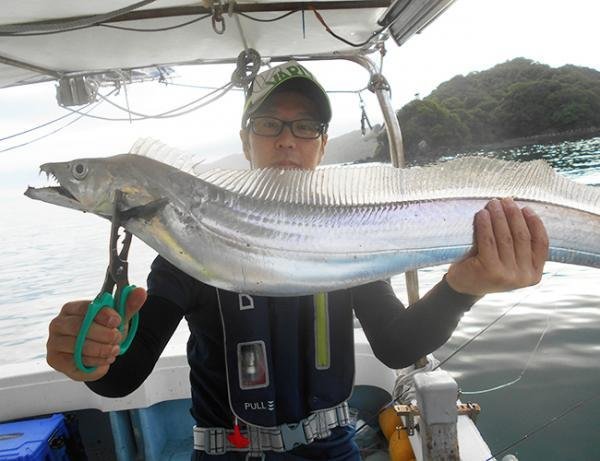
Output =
[{"x1": 0, "y1": 0, "x2": 455, "y2": 89}]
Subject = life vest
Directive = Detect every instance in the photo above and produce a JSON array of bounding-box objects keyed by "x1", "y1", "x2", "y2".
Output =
[{"x1": 216, "y1": 288, "x2": 355, "y2": 427}]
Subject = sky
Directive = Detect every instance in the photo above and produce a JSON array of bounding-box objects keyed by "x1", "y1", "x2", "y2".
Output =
[{"x1": 1, "y1": 0, "x2": 599, "y2": 188}]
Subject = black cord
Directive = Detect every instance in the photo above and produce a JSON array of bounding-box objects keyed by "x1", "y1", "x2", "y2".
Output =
[
  {"x1": 99, "y1": 14, "x2": 211, "y2": 32},
  {"x1": 0, "y1": 0, "x2": 158, "y2": 36},
  {"x1": 2, "y1": 15, "x2": 211, "y2": 37},
  {"x1": 310, "y1": 7, "x2": 384, "y2": 48},
  {"x1": 0, "y1": 25, "x2": 94, "y2": 37},
  {"x1": 237, "y1": 10, "x2": 298, "y2": 23}
]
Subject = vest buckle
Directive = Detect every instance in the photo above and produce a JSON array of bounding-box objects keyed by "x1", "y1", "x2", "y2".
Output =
[{"x1": 279, "y1": 422, "x2": 308, "y2": 451}]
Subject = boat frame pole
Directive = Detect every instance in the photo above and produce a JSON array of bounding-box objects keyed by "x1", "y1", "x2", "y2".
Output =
[{"x1": 344, "y1": 53, "x2": 422, "y2": 315}]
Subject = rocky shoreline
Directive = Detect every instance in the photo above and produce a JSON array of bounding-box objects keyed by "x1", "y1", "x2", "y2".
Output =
[{"x1": 462, "y1": 126, "x2": 600, "y2": 153}]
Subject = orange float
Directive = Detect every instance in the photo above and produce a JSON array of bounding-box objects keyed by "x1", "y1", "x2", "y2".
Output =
[{"x1": 378, "y1": 407, "x2": 415, "y2": 461}]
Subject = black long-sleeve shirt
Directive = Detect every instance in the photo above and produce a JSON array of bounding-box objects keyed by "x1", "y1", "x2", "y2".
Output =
[{"x1": 87, "y1": 256, "x2": 478, "y2": 426}]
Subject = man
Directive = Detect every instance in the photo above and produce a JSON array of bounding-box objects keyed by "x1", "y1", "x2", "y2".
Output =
[{"x1": 46, "y1": 61, "x2": 549, "y2": 460}]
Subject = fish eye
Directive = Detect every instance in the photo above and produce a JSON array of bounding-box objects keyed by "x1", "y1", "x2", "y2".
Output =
[{"x1": 72, "y1": 163, "x2": 88, "y2": 180}]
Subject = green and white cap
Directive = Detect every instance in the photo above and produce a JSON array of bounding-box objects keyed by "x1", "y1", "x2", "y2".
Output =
[{"x1": 242, "y1": 60, "x2": 332, "y2": 128}]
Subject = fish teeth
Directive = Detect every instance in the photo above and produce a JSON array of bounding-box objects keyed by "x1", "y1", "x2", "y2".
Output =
[{"x1": 38, "y1": 170, "x2": 59, "y2": 187}]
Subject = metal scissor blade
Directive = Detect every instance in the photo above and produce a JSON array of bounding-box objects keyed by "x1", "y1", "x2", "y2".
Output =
[{"x1": 99, "y1": 190, "x2": 132, "y2": 295}]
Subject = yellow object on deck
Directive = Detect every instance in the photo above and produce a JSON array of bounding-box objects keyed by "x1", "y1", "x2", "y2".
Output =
[
  {"x1": 378, "y1": 407, "x2": 401, "y2": 439},
  {"x1": 378, "y1": 407, "x2": 415, "y2": 461},
  {"x1": 389, "y1": 429, "x2": 415, "y2": 461}
]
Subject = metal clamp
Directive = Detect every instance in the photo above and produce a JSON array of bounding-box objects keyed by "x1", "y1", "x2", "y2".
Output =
[
  {"x1": 368, "y1": 73, "x2": 391, "y2": 94},
  {"x1": 457, "y1": 402, "x2": 481, "y2": 423},
  {"x1": 393, "y1": 401, "x2": 482, "y2": 433},
  {"x1": 210, "y1": 0, "x2": 226, "y2": 34},
  {"x1": 393, "y1": 403, "x2": 419, "y2": 435}
]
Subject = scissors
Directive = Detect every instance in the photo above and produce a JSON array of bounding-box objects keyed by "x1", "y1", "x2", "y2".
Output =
[{"x1": 74, "y1": 190, "x2": 139, "y2": 373}]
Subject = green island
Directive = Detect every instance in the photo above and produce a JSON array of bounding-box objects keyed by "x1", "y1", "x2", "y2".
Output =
[{"x1": 373, "y1": 57, "x2": 600, "y2": 164}]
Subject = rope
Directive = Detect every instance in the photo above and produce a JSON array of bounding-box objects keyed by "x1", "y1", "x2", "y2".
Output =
[
  {"x1": 230, "y1": 49, "x2": 261, "y2": 91},
  {"x1": 95, "y1": 81, "x2": 233, "y2": 118},
  {"x1": 359, "y1": 92, "x2": 373, "y2": 136},
  {"x1": 66, "y1": 82, "x2": 234, "y2": 121}
]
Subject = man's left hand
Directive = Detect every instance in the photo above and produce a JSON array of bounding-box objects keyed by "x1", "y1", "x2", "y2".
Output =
[{"x1": 446, "y1": 197, "x2": 549, "y2": 296}]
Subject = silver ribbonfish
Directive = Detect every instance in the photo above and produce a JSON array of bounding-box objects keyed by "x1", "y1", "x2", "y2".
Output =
[{"x1": 25, "y1": 138, "x2": 600, "y2": 296}]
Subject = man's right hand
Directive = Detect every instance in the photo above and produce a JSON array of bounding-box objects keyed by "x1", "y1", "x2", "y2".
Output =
[{"x1": 46, "y1": 287, "x2": 147, "y2": 381}]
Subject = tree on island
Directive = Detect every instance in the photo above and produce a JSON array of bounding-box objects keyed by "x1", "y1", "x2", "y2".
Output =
[{"x1": 379, "y1": 58, "x2": 600, "y2": 164}]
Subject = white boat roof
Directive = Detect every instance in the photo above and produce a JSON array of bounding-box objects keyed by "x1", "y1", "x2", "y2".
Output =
[{"x1": 0, "y1": 0, "x2": 456, "y2": 88}]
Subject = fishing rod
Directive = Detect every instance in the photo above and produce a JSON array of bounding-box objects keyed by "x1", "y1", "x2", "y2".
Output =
[
  {"x1": 486, "y1": 392, "x2": 600, "y2": 460},
  {"x1": 354, "y1": 270, "x2": 561, "y2": 439},
  {"x1": 433, "y1": 267, "x2": 563, "y2": 373},
  {"x1": 460, "y1": 304, "x2": 554, "y2": 395}
]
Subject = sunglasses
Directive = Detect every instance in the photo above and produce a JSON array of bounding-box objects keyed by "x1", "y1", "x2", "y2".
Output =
[{"x1": 249, "y1": 117, "x2": 327, "y2": 139}]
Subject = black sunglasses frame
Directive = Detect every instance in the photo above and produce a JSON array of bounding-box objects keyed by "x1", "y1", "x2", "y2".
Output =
[{"x1": 248, "y1": 117, "x2": 328, "y2": 139}]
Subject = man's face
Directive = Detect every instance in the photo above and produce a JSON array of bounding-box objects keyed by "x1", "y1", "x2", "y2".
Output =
[{"x1": 240, "y1": 91, "x2": 328, "y2": 170}]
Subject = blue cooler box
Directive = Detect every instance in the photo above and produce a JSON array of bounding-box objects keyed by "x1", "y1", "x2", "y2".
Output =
[{"x1": 0, "y1": 414, "x2": 71, "y2": 461}]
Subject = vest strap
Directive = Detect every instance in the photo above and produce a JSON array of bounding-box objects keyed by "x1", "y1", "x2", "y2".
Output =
[{"x1": 193, "y1": 402, "x2": 351, "y2": 455}]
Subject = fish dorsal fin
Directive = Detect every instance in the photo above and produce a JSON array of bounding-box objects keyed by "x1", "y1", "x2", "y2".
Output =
[
  {"x1": 129, "y1": 138, "x2": 207, "y2": 176},
  {"x1": 126, "y1": 139, "x2": 599, "y2": 214},
  {"x1": 199, "y1": 156, "x2": 600, "y2": 215}
]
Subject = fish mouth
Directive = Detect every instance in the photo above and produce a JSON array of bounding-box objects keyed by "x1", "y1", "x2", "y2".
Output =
[
  {"x1": 24, "y1": 185, "x2": 78, "y2": 201},
  {"x1": 24, "y1": 165, "x2": 83, "y2": 210}
]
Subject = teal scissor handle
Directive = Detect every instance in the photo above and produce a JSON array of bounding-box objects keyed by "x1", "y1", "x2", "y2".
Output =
[{"x1": 74, "y1": 285, "x2": 139, "y2": 374}]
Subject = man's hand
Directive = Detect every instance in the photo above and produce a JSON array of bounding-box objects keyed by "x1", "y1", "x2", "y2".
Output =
[
  {"x1": 446, "y1": 198, "x2": 549, "y2": 296},
  {"x1": 46, "y1": 287, "x2": 147, "y2": 381}
]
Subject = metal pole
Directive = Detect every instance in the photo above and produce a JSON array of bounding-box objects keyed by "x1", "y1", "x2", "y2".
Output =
[
  {"x1": 350, "y1": 57, "x2": 421, "y2": 303},
  {"x1": 346, "y1": 53, "x2": 426, "y2": 367}
]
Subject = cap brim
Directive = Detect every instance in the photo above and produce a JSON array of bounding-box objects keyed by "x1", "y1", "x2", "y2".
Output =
[{"x1": 243, "y1": 76, "x2": 331, "y2": 127}]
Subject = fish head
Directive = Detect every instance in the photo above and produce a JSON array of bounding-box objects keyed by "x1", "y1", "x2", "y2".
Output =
[{"x1": 25, "y1": 155, "x2": 159, "y2": 217}]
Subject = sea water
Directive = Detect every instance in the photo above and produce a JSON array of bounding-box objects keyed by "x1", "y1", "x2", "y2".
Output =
[
  {"x1": 396, "y1": 138, "x2": 600, "y2": 461},
  {"x1": 0, "y1": 137, "x2": 598, "y2": 460}
]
